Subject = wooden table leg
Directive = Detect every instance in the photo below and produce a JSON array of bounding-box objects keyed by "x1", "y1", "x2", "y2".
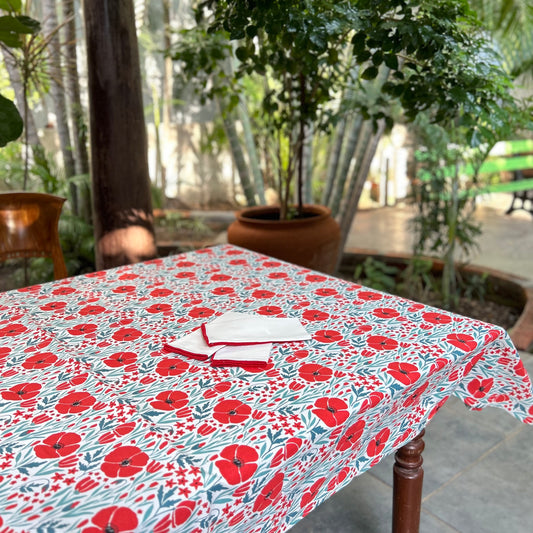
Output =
[{"x1": 392, "y1": 430, "x2": 425, "y2": 533}]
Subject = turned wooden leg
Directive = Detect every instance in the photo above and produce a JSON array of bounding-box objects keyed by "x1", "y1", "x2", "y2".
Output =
[{"x1": 392, "y1": 430, "x2": 425, "y2": 533}]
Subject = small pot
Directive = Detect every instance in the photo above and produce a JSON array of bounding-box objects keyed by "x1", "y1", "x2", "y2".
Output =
[{"x1": 227, "y1": 204, "x2": 341, "y2": 274}]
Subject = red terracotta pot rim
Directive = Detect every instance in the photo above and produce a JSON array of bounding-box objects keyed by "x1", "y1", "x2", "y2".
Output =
[{"x1": 235, "y1": 204, "x2": 332, "y2": 226}]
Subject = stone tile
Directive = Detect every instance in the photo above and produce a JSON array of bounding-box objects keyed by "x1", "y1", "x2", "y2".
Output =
[
  {"x1": 424, "y1": 425, "x2": 533, "y2": 533},
  {"x1": 288, "y1": 471, "x2": 459, "y2": 532},
  {"x1": 288, "y1": 473, "x2": 392, "y2": 533},
  {"x1": 369, "y1": 396, "x2": 517, "y2": 495}
]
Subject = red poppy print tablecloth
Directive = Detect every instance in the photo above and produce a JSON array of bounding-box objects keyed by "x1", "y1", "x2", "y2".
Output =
[{"x1": 0, "y1": 244, "x2": 532, "y2": 533}]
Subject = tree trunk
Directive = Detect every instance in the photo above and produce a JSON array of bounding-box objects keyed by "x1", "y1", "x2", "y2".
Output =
[
  {"x1": 2, "y1": 50, "x2": 41, "y2": 148},
  {"x1": 62, "y1": 0, "x2": 91, "y2": 223},
  {"x1": 83, "y1": 0, "x2": 157, "y2": 269},
  {"x1": 62, "y1": 0, "x2": 89, "y2": 177},
  {"x1": 42, "y1": 0, "x2": 77, "y2": 213},
  {"x1": 218, "y1": 98, "x2": 257, "y2": 206}
]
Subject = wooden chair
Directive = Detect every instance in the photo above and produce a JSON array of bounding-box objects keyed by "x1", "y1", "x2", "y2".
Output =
[{"x1": 0, "y1": 192, "x2": 68, "y2": 280}]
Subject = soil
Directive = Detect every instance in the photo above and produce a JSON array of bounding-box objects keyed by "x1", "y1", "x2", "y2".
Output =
[
  {"x1": 336, "y1": 271, "x2": 521, "y2": 331},
  {"x1": 451, "y1": 296, "x2": 521, "y2": 331}
]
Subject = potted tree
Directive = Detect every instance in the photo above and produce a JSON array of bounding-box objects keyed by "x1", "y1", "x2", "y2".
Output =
[{"x1": 172, "y1": 0, "x2": 523, "y2": 273}]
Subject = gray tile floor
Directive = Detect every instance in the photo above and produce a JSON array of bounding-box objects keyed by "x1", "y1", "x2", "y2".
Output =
[{"x1": 291, "y1": 194, "x2": 533, "y2": 533}]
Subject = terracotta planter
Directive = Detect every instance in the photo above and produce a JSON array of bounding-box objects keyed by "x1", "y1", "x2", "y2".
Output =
[{"x1": 227, "y1": 204, "x2": 341, "y2": 274}]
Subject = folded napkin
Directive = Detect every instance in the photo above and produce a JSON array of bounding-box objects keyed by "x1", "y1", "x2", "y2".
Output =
[
  {"x1": 201, "y1": 311, "x2": 311, "y2": 346},
  {"x1": 163, "y1": 329, "x2": 219, "y2": 361},
  {"x1": 211, "y1": 343, "x2": 272, "y2": 368}
]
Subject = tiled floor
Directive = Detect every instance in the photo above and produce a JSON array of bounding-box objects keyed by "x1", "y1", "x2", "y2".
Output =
[{"x1": 290, "y1": 193, "x2": 533, "y2": 533}]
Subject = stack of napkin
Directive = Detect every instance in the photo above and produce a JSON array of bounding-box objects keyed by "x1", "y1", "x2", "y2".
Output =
[{"x1": 164, "y1": 311, "x2": 311, "y2": 368}]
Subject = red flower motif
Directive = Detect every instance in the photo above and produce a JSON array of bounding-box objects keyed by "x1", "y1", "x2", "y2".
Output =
[
  {"x1": 270, "y1": 438, "x2": 303, "y2": 468},
  {"x1": 0, "y1": 323, "x2": 28, "y2": 337},
  {"x1": 268, "y1": 272, "x2": 288, "y2": 279},
  {"x1": 1, "y1": 382, "x2": 41, "y2": 401},
  {"x1": 34, "y1": 432, "x2": 81, "y2": 459},
  {"x1": 253, "y1": 472, "x2": 284, "y2": 512},
  {"x1": 386, "y1": 362, "x2": 421, "y2": 386},
  {"x1": 312, "y1": 397, "x2": 350, "y2": 427},
  {"x1": 314, "y1": 288, "x2": 338, "y2": 297},
  {"x1": 210, "y1": 274, "x2": 232, "y2": 281},
  {"x1": 313, "y1": 329, "x2": 343, "y2": 344},
  {"x1": 55, "y1": 391, "x2": 96, "y2": 413},
  {"x1": 101, "y1": 445, "x2": 148, "y2": 478},
  {"x1": 305, "y1": 274, "x2": 327, "y2": 283},
  {"x1": 251, "y1": 289, "x2": 275, "y2": 299},
  {"x1": 357, "y1": 291, "x2": 383, "y2": 301},
  {"x1": 171, "y1": 501, "x2": 196, "y2": 527},
  {"x1": 150, "y1": 288, "x2": 173, "y2": 297},
  {"x1": 155, "y1": 358, "x2": 189, "y2": 376},
  {"x1": 353, "y1": 324, "x2": 372, "y2": 335},
  {"x1": 302, "y1": 309, "x2": 330, "y2": 322},
  {"x1": 327, "y1": 466, "x2": 350, "y2": 491},
  {"x1": 300, "y1": 477, "x2": 325, "y2": 508},
  {"x1": 422, "y1": 311, "x2": 452, "y2": 325},
  {"x1": 360, "y1": 391, "x2": 385, "y2": 413},
  {"x1": 262, "y1": 260, "x2": 281, "y2": 267},
  {"x1": 188, "y1": 307, "x2": 214, "y2": 319},
  {"x1": 39, "y1": 301, "x2": 67, "y2": 312},
  {"x1": 367, "y1": 335, "x2": 398, "y2": 351},
  {"x1": 336, "y1": 420, "x2": 366, "y2": 452},
  {"x1": 112, "y1": 328, "x2": 142, "y2": 342},
  {"x1": 145, "y1": 303, "x2": 172, "y2": 313},
  {"x1": 82, "y1": 506, "x2": 138, "y2": 533},
  {"x1": 103, "y1": 351, "x2": 137, "y2": 368},
  {"x1": 372, "y1": 307, "x2": 400, "y2": 319},
  {"x1": 446, "y1": 333, "x2": 477, "y2": 352},
  {"x1": 175, "y1": 271, "x2": 195, "y2": 278},
  {"x1": 229, "y1": 259, "x2": 248, "y2": 266},
  {"x1": 52, "y1": 286, "x2": 76, "y2": 295},
  {"x1": 298, "y1": 363, "x2": 332, "y2": 382},
  {"x1": 467, "y1": 377, "x2": 494, "y2": 399},
  {"x1": 213, "y1": 399, "x2": 251, "y2": 424},
  {"x1": 79, "y1": 305, "x2": 106, "y2": 316},
  {"x1": 118, "y1": 273, "x2": 138, "y2": 280},
  {"x1": 366, "y1": 427, "x2": 390, "y2": 456},
  {"x1": 67, "y1": 323, "x2": 97, "y2": 336},
  {"x1": 211, "y1": 286, "x2": 234, "y2": 296},
  {"x1": 150, "y1": 390, "x2": 188, "y2": 411},
  {"x1": 22, "y1": 352, "x2": 58, "y2": 369},
  {"x1": 175, "y1": 260, "x2": 195, "y2": 267},
  {"x1": 112, "y1": 285, "x2": 136, "y2": 294},
  {"x1": 215, "y1": 444, "x2": 258, "y2": 485},
  {"x1": 257, "y1": 305, "x2": 283, "y2": 316},
  {"x1": 404, "y1": 382, "x2": 429, "y2": 407}
]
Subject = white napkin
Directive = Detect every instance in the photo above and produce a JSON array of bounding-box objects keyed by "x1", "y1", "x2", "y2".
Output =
[
  {"x1": 211, "y1": 343, "x2": 272, "y2": 368},
  {"x1": 163, "y1": 328, "x2": 219, "y2": 361},
  {"x1": 201, "y1": 311, "x2": 311, "y2": 346}
]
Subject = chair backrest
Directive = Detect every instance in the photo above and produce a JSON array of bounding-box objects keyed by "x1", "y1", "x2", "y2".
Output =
[{"x1": 0, "y1": 192, "x2": 68, "y2": 280}]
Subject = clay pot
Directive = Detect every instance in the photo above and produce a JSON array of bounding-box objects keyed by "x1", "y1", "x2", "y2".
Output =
[{"x1": 227, "y1": 204, "x2": 341, "y2": 274}]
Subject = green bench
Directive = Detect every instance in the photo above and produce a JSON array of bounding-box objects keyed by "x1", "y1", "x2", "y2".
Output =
[{"x1": 418, "y1": 139, "x2": 533, "y2": 216}]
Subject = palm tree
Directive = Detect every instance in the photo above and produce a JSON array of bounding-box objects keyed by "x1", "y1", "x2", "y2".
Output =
[{"x1": 471, "y1": 0, "x2": 533, "y2": 78}]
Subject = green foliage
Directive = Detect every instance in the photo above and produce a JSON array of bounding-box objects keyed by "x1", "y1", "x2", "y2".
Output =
[
  {"x1": 173, "y1": 0, "x2": 526, "y2": 222},
  {"x1": 0, "y1": 4, "x2": 40, "y2": 146},
  {"x1": 353, "y1": 257, "x2": 399, "y2": 293},
  {"x1": 0, "y1": 143, "x2": 95, "y2": 286}
]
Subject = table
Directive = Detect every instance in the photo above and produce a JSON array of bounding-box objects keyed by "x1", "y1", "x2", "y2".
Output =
[{"x1": 0, "y1": 244, "x2": 531, "y2": 533}]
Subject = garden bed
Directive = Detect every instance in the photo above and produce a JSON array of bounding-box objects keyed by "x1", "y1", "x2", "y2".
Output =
[{"x1": 340, "y1": 249, "x2": 533, "y2": 351}]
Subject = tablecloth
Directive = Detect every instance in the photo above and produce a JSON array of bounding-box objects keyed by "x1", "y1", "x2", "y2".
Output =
[{"x1": 0, "y1": 244, "x2": 531, "y2": 532}]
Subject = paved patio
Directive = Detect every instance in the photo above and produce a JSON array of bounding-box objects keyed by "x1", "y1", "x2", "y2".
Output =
[{"x1": 290, "y1": 192, "x2": 533, "y2": 533}]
